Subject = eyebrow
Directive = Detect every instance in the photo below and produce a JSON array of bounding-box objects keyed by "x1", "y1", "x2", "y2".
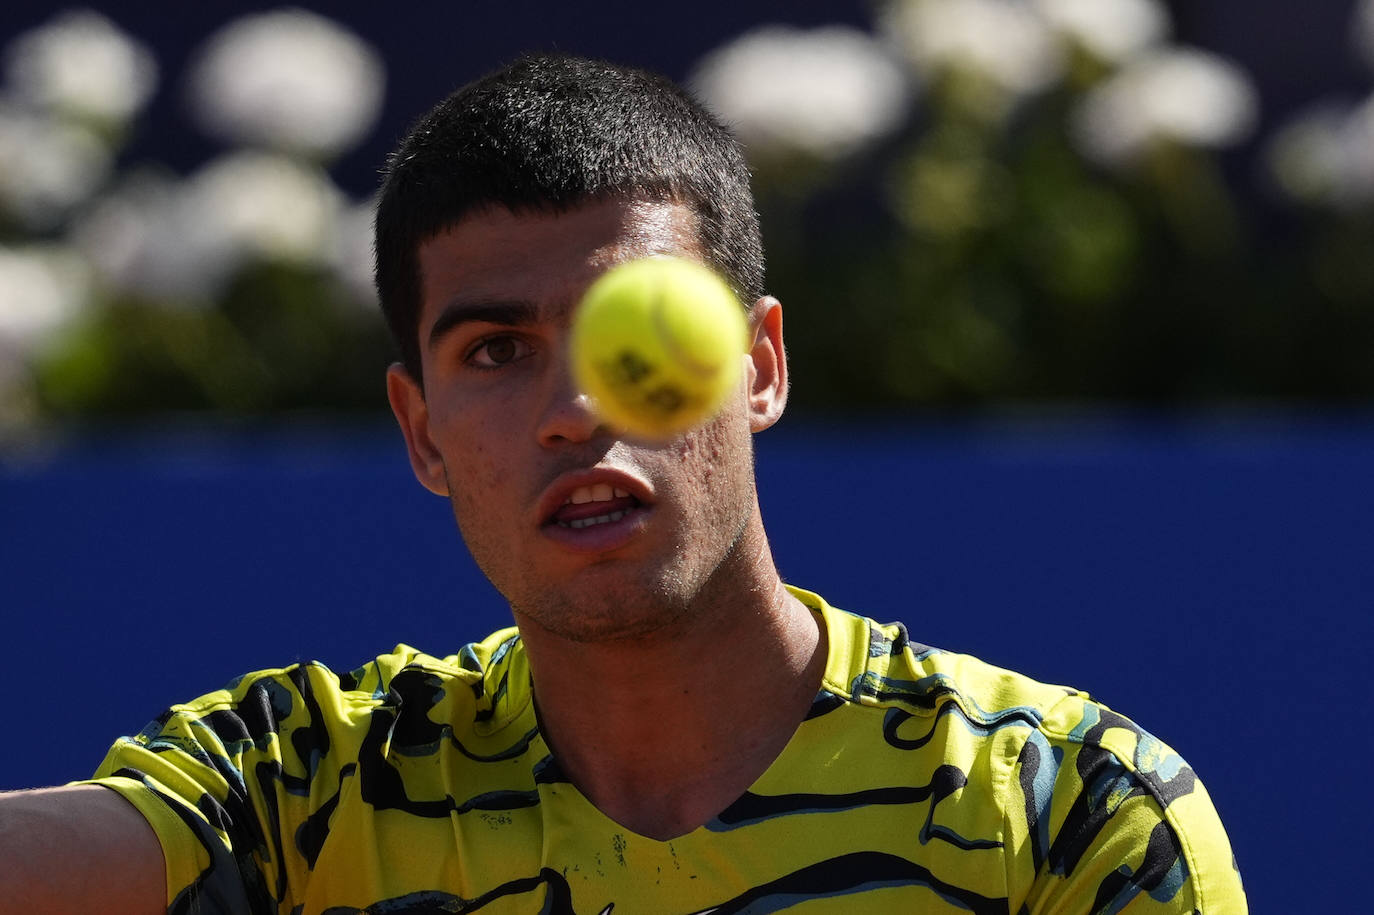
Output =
[{"x1": 427, "y1": 299, "x2": 539, "y2": 352}]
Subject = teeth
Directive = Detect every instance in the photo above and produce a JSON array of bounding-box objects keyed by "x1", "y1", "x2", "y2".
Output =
[
  {"x1": 563, "y1": 509, "x2": 629, "y2": 529},
  {"x1": 556, "y1": 484, "x2": 638, "y2": 529},
  {"x1": 566, "y1": 484, "x2": 630, "y2": 505}
]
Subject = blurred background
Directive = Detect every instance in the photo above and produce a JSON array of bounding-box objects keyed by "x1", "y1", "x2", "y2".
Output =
[{"x1": 1, "y1": 0, "x2": 1370, "y2": 910}]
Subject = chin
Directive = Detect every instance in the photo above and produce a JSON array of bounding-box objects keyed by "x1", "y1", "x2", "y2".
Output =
[{"x1": 516, "y1": 578, "x2": 698, "y2": 645}]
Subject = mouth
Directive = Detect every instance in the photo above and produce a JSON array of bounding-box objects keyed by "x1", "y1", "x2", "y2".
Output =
[{"x1": 547, "y1": 483, "x2": 644, "y2": 530}]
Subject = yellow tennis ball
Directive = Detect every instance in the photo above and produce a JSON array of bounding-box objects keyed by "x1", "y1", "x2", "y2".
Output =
[{"x1": 571, "y1": 255, "x2": 749, "y2": 440}]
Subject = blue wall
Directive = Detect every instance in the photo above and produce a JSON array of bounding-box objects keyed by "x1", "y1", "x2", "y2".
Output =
[{"x1": 3, "y1": 414, "x2": 1371, "y2": 909}]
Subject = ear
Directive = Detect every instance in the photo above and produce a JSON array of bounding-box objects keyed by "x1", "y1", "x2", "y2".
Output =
[
  {"x1": 386, "y1": 363, "x2": 450, "y2": 497},
  {"x1": 744, "y1": 296, "x2": 788, "y2": 432}
]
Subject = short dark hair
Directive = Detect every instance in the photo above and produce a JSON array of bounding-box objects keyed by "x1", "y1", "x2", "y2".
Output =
[{"x1": 374, "y1": 52, "x2": 766, "y2": 380}]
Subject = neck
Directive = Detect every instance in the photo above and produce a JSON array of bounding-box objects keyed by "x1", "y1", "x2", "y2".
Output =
[{"x1": 515, "y1": 530, "x2": 826, "y2": 840}]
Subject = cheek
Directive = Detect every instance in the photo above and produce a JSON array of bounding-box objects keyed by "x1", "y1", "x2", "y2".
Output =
[
  {"x1": 676, "y1": 411, "x2": 754, "y2": 510},
  {"x1": 446, "y1": 447, "x2": 519, "y2": 558},
  {"x1": 433, "y1": 410, "x2": 518, "y2": 510}
]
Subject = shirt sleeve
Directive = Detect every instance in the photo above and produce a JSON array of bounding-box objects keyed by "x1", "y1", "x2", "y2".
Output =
[
  {"x1": 79, "y1": 661, "x2": 369, "y2": 914},
  {"x1": 1003, "y1": 695, "x2": 1246, "y2": 914}
]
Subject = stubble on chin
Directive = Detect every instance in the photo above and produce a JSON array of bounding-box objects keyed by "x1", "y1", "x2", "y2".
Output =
[
  {"x1": 448, "y1": 408, "x2": 761, "y2": 646},
  {"x1": 520, "y1": 422, "x2": 760, "y2": 646},
  {"x1": 515, "y1": 573, "x2": 698, "y2": 645},
  {"x1": 443, "y1": 475, "x2": 704, "y2": 645}
]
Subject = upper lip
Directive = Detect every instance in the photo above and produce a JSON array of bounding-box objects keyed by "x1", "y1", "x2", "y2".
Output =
[{"x1": 536, "y1": 466, "x2": 653, "y2": 526}]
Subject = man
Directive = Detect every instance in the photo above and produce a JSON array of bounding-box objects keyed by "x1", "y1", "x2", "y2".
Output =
[{"x1": 0, "y1": 54, "x2": 1245, "y2": 913}]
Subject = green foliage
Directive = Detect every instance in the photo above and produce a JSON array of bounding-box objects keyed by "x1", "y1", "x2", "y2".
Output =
[
  {"x1": 4, "y1": 4, "x2": 1373, "y2": 428},
  {"x1": 33, "y1": 264, "x2": 393, "y2": 417},
  {"x1": 755, "y1": 48, "x2": 1371, "y2": 411}
]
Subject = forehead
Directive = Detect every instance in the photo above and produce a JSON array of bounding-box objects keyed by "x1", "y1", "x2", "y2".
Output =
[{"x1": 416, "y1": 197, "x2": 703, "y2": 329}]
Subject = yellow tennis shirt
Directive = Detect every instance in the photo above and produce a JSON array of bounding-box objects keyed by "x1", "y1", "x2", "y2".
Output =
[{"x1": 87, "y1": 587, "x2": 1245, "y2": 913}]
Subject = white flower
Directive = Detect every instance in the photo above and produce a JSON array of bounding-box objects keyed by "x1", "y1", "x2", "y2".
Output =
[
  {"x1": 329, "y1": 196, "x2": 380, "y2": 310},
  {"x1": 1266, "y1": 97, "x2": 1374, "y2": 207},
  {"x1": 187, "y1": 9, "x2": 385, "y2": 157},
  {"x1": 1072, "y1": 48, "x2": 1258, "y2": 167},
  {"x1": 75, "y1": 153, "x2": 345, "y2": 301},
  {"x1": 1322, "y1": 97, "x2": 1374, "y2": 204},
  {"x1": 689, "y1": 24, "x2": 911, "y2": 162},
  {"x1": 0, "y1": 102, "x2": 111, "y2": 230},
  {"x1": 1030, "y1": 0, "x2": 1170, "y2": 65},
  {"x1": 1353, "y1": 0, "x2": 1374, "y2": 74},
  {"x1": 0, "y1": 244, "x2": 91, "y2": 359},
  {"x1": 187, "y1": 151, "x2": 344, "y2": 263},
  {"x1": 72, "y1": 170, "x2": 199, "y2": 299},
  {"x1": 880, "y1": 0, "x2": 1063, "y2": 98},
  {"x1": 3, "y1": 9, "x2": 157, "y2": 125}
]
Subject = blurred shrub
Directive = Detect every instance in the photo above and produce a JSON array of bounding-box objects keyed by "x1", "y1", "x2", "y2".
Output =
[
  {"x1": 0, "y1": 8, "x2": 388, "y2": 428},
  {"x1": 692, "y1": 0, "x2": 1374, "y2": 409},
  {"x1": 3, "y1": 2, "x2": 1374, "y2": 429}
]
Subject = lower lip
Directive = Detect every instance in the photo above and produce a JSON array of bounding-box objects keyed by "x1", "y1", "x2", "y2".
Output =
[{"x1": 541, "y1": 504, "x2": 651, "y2": 553}]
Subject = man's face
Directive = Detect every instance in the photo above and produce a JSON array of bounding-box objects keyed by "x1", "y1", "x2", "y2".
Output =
[{"x1": 387, "y1": 197, "x2": 786, "y2": 643}]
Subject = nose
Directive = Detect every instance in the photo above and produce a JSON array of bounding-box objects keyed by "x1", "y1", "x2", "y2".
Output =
[{"x1": 536, "y1": 353, "x2": 606, "y2": 447}]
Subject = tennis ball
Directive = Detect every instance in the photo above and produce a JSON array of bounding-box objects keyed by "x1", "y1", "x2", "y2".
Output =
[{"x1": 570, "y1": 255, "x2": 749, "y2": 440}]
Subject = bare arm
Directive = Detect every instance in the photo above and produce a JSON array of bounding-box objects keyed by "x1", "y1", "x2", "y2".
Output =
[{"x1": 0, "y1": 785, "x2": 165, "y2": 915}]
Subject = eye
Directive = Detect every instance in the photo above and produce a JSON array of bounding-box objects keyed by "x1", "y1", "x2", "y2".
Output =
[{"x1": 465, "y1": 334, "x2": 533, "y2": 369}]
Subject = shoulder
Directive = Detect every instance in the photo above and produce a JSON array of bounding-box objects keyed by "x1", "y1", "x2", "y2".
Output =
[
  {"x1": 794, "y1": 587, "x2": 1245, "y2": 910},
  {"x1": 796, "y1": 584, "x2": 1082, "y2": 727},
  {"x1": 112, "y1": 626, "x2": 528, "y2": 763},
  {"x1": 336, "y1": 626, "x2": 525, "y2": 710},
  {"x1": 86, "y1": 629, "x2": 534, "y2": 912},
  {"x1": 805, "y1": 584, "x2": 1212, "y2": 815}
]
